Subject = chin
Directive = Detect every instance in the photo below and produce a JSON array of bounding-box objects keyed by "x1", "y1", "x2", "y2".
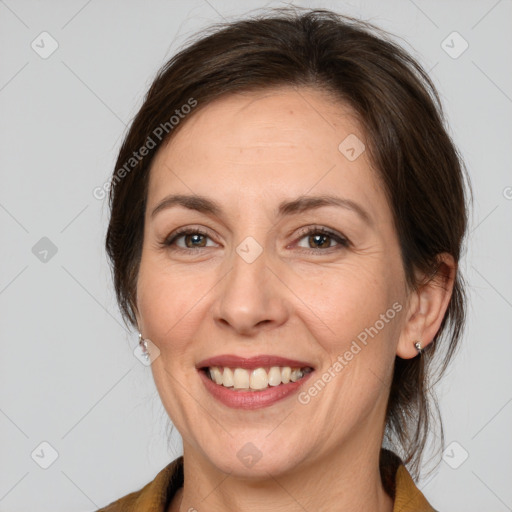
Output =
[{"x1": 201, "y1": 437, "x2": 309, "y2": 479}]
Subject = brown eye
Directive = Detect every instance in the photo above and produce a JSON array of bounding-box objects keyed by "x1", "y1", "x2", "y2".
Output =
[
  {"x1": 183, "y1": 233, "x2": 207, "y2": 248},
  {"x1": 163, "y1": 228, "x2": 216, "y2": 251},
  {"x1": 307, "y1": 233, "x2": 332, "y2": 249},
  {"x1": 295, "y1": 226, "x2": 349, "y2": 253}
]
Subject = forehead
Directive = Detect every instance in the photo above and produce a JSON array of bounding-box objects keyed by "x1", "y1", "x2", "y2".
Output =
[{"x1": 147, "y1": 86, "x2": 385, "y2": 218}]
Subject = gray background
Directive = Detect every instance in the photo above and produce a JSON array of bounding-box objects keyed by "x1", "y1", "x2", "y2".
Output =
[{"x1": 1, "y1": 0, "x2": 511, "y2": 510}]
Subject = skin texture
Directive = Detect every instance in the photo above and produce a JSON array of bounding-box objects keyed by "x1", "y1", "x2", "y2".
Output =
[{"x1": 134, "y1": 86, "x2": 455, "y2": 512}]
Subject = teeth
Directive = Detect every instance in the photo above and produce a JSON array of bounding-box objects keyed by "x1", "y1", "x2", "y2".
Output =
[
  {"x1": 290, "y1": 369, "x2": 302, "y2": 382},
  {"x1": 207, "y1": 366, "x2": 309, "y2": 390},
  {"x1": 222, "y1": 367, "x2": 234, "y2": 387},
  {"x1": 250, "y1": 368, "x2": 268, "y2": 390},
  {"x1": 267, "y1": 366, "x2": 282, "y2": 386},
  {"x1": 211, "y1": 367, "x2": 223, "y2": 385},
  {"x1": 281, "y1": 367, "x2": 291, "y2": 384},
  {"x1": 233, "y1": 368, "x2": 250, "y2": 389}
]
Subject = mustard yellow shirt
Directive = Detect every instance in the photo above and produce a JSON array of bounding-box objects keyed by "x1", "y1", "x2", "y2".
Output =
[{"x1": 96, "y1": 450, "x2": 436, "y2": 511}]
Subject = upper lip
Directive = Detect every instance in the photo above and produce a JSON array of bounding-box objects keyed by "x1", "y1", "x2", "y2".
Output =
[{"x1": 196, "y1": 354, "x2": 315, "y2": 370}]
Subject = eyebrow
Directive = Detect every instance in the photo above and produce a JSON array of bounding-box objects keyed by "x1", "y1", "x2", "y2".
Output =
[{"x1": 150, "y1": 193, "x2": 372, "y2": 226}]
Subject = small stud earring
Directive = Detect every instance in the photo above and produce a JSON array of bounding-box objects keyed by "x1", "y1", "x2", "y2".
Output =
[
  {"x1": 414, "y1": 341, "x2": 423, "y2": 355},
  {"x1": 139, "y1": 332, "x2": 149, "y2": 361}
]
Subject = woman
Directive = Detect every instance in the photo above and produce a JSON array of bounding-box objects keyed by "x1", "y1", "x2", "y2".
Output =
[{"x1": 98, "y1": 7, "x2": 471, "y2": 511}]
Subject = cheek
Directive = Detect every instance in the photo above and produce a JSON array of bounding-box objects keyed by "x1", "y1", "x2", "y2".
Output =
[
  {"x1": 293, "y1": 263, "x2": 403, "y2": 421},
  {"x1": 289, "y1": 260, "x2": 399, "y2": 350},
  {"x1": 136, "y1": 257, "x2": 204, "y2": 356}
]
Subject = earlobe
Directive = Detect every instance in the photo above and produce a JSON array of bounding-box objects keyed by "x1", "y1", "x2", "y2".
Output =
[{"x1": 396, "y1": 253, "x2": 456, "y2": 359}]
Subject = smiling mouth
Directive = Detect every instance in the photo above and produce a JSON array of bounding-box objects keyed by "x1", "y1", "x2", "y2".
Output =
[{"x1": 201, "y1": 366, "x2": 314, "y2": 391}]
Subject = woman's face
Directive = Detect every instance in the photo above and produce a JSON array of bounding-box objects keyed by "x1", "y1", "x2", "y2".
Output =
[{"x1": 136, "y1": 86, "x2": 411, "y2": 476}]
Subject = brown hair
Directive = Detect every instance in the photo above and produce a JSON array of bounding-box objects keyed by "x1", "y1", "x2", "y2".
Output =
[{"x1": 105, "y1": 6, "x2": 472, "y2": 478}]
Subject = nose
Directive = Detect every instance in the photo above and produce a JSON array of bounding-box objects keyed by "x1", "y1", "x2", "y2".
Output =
[{"x1": 211, "y1": 244, "x2": 290, "y2": 336}]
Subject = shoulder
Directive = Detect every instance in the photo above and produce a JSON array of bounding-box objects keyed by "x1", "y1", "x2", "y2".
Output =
[{"x1": 95, "y1": 456, "x2": 184, "y2": 512}]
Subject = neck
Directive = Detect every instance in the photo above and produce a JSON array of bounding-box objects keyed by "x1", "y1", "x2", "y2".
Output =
[{"x1": 171, "y1": 438, "x2": 394, "y2": 512}]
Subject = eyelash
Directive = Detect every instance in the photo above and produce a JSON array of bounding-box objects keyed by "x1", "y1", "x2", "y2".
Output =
[{"x1": 160, "y1": 225, "x2": 350, "y2": 255}]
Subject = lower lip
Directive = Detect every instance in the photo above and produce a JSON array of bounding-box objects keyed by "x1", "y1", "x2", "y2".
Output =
[{"x1": 198, "y1": 369, "x2": 314, "y2": 410}]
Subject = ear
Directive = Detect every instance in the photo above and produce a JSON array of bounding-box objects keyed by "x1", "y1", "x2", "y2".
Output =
[{"x1": 396, "y1": 253, "x2": 456, "y2": 359}]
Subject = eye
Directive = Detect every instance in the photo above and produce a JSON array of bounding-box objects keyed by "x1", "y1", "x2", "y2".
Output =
[
  {"x1": 293, "y1": 226, "x2": 349, "y2": 253},
  {"x1": 160, "y1": 225, "x2": 350, "y2": 254},
  {"x1": 162, "y1": 227, "x2": 217, "y2": 251}
]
